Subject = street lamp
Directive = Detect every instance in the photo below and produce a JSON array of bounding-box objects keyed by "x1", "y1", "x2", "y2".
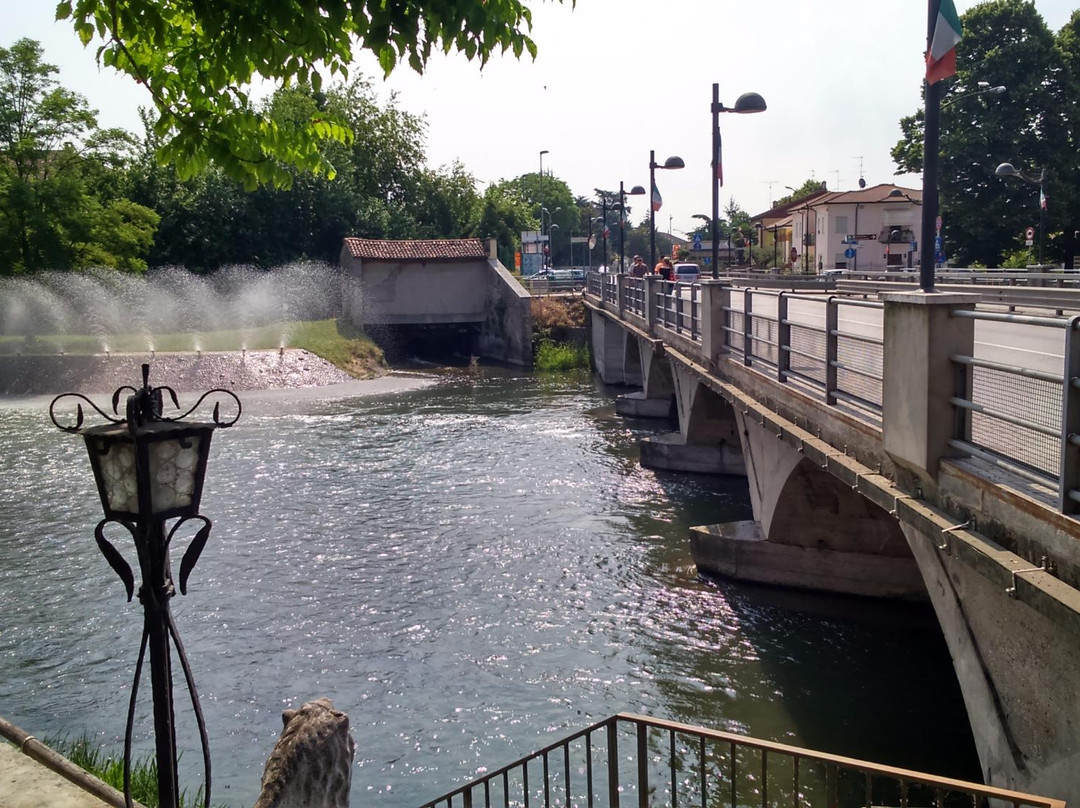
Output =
[
  {"x1": 942, "y1": 81, "x2": 1005, "y2": 109},
  {"x1": 618, "y1": 182, "x2": 646, "y2": 273},
  {"x1": 549, "y1": 223, "x2": 560, "y2": 266},
  {"x1": 996, "y1": 162, "x2": 1048, "y2": 267},
  {"x1": 49, "y1": 364, "x2": 240, "y2": 808},
  {"x1": 649, "y1": 149, "x2": 685, "y2": 271},
  {"x1": 711, "y1": 85, "x2": 767, "y2": 278}
]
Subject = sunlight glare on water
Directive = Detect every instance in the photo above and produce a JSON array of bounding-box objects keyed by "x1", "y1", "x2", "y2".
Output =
[{"x1": 0, "y1": 371, "x2": 978, "y2": 806}]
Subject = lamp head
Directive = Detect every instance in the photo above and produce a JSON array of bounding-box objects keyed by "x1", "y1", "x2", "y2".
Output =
[
  {"x1": 732, "y1": 92, "x2": 767, "y2": 113},
  {"x1": 662, "y1": 156, "x2": 685, "y2": 170},
  {"x1": 629, "y1": 185, "x2": 646, "y2": 195},
  {"x1": 540, "y1": 149, "x2": 549, "y2": 156},
  {"x1": 995, "y1": 162, "x2": 1018, "y2": 177}
]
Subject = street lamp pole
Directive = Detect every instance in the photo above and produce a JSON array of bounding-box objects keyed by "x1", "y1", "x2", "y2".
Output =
[
  {"x1": 919, "y1": 0, "x2": 943, "y2": 291},
  {"x1": 617, "y1": 181, "x2": 646, "y2": 273},
  {"x1": 649, "y1": 149, "x2": 685, "y2": 271},
  {"x1": 50, "y1": 365, "x2": 241, "y2": 808},
  {"x1": 711, "y1": 84, "x2": 767, "y2": 278},
  {"x1": 996, "y1": 162, "x2": 1048, "y2": 266}
]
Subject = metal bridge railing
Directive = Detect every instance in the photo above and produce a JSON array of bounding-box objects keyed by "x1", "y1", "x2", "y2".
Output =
[
  {"x1": 722, "y1": 290, "x2": 884, "y2": 417},
  {"x1": 950, "y1": 310, "x2": 1080, "y2": 512},
  {"x1": 417, "y1": 713, "x2": 1065, "y2": 808},
  {"x1": 654, "y1": 282, "x2": 701, "y2": 340}
]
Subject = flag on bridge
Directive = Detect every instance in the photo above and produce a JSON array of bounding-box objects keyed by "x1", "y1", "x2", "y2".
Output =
[
  {"x1": 926, "y1": 0, "x2": 962, "y2": 85},
  {"x1": 1041, "y1": 187, "x2": 1048, "y2": 210},
  {"x1": 651, "y1": 183, "x2": 662, "y2": 212}
]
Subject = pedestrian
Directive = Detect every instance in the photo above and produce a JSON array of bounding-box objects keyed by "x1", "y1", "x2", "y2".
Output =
[
  {"x1": 630, "y1": 255, "x2": 648, "y2": 278},
  {"x1": 655, "y1": 256, "x2": 674, "y2": 280}
]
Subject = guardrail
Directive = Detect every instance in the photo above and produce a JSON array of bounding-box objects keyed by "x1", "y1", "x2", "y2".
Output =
[
  {"x1": 723, "y1": 290, "x2": 884, "y2": 417},
  {"x1": 950, "y1": 310, "x2": 1080, "y2": 511},
  {"x1": 418, "y1": 713, "x2": 1066, "y2": 808},
  {"x1": 655, "y1": 282, "x2": 701, "y2": 340},
  {"x1": 837, "y1": 280, "x2": 1080, "y2": 315}
]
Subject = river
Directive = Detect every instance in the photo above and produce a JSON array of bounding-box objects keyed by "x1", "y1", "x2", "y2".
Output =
[{"x1": 0, "y1": 368, "x2": 978, "y2": 806}]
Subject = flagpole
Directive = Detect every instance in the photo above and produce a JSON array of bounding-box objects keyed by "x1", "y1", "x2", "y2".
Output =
[
  {"x1": 712, "y1": 83, "x2": 721, "y2": 279},
  {"x1": 649, "y1": 149, "x2": 658, "y2": 271},
  {"x1": 921, "y1": 0, "x2": 943, "y2": 292}
]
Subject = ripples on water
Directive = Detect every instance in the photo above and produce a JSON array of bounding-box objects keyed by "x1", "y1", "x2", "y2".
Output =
[{"x1": 0, "y1": 371, "x2": 978, "y2": 806}]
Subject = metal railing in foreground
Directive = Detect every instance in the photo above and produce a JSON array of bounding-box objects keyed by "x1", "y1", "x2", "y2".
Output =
[
  {"x1": 417, "y1": 713, "x2": 1065, "y2": 808},
  {"x1": 950, "y1": 310, "x2": 1080, "y2": 512}
]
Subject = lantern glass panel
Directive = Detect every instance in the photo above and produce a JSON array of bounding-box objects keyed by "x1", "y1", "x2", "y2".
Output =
[
  {"x1": 93, "y1": 436, "x2": 139, "y2": 513},
  {"x1": 148, "y1": 435, "x2": 202, "y2": 513}
]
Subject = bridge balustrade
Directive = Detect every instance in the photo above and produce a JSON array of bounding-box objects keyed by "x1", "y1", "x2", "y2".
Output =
[
  {"x1": 586, "y1": 272, "x2": 1080, "y2": 512},
  {"x1": 418, "y1": 712, "x2": 1064, "y2": 808},
  {"x1": 949, "y1": 310, "x2": 1080, "y2": 512},
  {"x1": 723, "y1": 289, "x2": 884, "y2": 418}
]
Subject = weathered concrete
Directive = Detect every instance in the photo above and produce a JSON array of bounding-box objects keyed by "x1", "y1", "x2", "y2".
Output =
[
  {"x1": 881, "y1": 291, "x2": 979, "y2": 485},
  {"x1": 614, "y1": 391, "x2": 672, "y2": 418},
  {"x1": 476, "y1": 260, "x2": 533, "y2": 368},
  {"x1": 691, "y1": 521, "x2": 927, "y2": 600},
  {"x1": 901, "y1": 517, "x2": 1080, "y2": 800},
  {"x1": 0, "y1": 741, "x2": 120, "y2": 808},
  {"x1": 640, "y1": 432, "x2": 744, "y2": 474}
]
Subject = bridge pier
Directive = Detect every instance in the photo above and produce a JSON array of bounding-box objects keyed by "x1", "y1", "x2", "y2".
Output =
[
  {"x1": 900, "y1": 517, "x2": 1080, "y2": 799},
  {"x1": 641, "y1": 363, "x2": 746, "y2": 474},
  {"x1": 615, "y1": 338, "x2": 674, "y2": 418},
  {"x1": 590, "y1": 309, "x2": 641, "y2": 386},
  {"x1": 691, "y1": 407, "x2": 926, "y2": 599}
]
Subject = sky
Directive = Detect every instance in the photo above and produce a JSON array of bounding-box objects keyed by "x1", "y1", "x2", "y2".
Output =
[{"x1": 2, "y1": 0, "x2": 1077, "y2": 239}]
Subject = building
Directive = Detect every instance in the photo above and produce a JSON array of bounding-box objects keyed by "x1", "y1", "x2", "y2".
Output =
[{"x1": 752, "y1": 184, "x2": 922, "y2": 273}]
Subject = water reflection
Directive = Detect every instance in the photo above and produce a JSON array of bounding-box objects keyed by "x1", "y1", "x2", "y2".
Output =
[{"x1": 0, "y1": 370, "x2": 976, "y2": 807}]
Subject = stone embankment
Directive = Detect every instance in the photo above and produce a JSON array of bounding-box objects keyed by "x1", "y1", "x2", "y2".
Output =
[{"x1": 0, "y1": 350, "x2": 356, "y2": 396}]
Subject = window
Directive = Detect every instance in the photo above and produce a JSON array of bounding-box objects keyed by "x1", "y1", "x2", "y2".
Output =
[{"x1": 834, "y1": 216, "x2": 848, "y2": 234}]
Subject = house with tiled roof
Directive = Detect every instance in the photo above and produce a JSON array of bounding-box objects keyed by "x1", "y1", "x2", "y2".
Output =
[
  {"x1": 338, "y1": 237, "x2": 532, "y2": 367},
  {"x1": 750, "y1": 191, "x2": 830, "y2": 270},
  {"x1": 791, "y1": 184, "x2": 923, "y2": 272}
]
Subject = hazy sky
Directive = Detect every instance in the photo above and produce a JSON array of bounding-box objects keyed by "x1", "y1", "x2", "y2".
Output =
[{"x1": 2, "y1": 0, "x2": 1076, "y2": 238}]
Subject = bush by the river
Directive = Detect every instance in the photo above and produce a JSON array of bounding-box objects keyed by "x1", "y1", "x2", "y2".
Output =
[{"x1": 534, "y1": 340, "x2": 589, "y2": 372}]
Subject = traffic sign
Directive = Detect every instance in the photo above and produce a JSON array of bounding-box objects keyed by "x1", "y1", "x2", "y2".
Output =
[
  {"x1": 936, "y1": 216, "x2": 943, "y2": 232},
  {"x1": 852, "y1": 234, "x2": 877, "y2": 241},
  {"x1": 1026, "y1": 226, "x2": 1036, "y2": 240},
  {"x1": 910, "y1": 241, "x2": 917, "y2": 252},
  {"x1": 692, "y1": 234, "x2": 703, "y2": 250},
  {"x1": 844, "y1": 247, "x2": 856, "y2": 259},
  {"x1": 935, "y1": 236, "x2": 942, "y2": 251}
]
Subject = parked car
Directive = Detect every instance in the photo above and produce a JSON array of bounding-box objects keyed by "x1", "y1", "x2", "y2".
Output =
[
  {"x1": 673, "y1": 263, "x2": 701, "y2": 282},
  {"x1": 552, "y1": 269, "x2": 586, "y2": 290}
]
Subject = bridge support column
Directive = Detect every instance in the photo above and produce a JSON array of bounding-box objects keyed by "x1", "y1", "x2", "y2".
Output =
[
  {"x1": 899, "y1": 518, "x2": 1080, "y2": 800},
  {"x1": 691, "y1": 409, "x2": 925, "y2": 599},
  {"x1": 881, "y1": 292, "x2": 978, "y2": 488},
  {"x1": 589, "y1": 310, "x2": 641, "y2": 386},
  {"x1": 640, "y1": 364, "x2": 745, "y2": 474},
  {"x1": 615, "y1": 338, "x2": 674, "y2": 419}
]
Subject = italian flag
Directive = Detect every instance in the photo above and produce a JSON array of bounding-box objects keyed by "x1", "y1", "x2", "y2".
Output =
[
  {"x1": 926, "y1": 0, "x2": 963, "y2": 85},
  {"x1": 651, "y1": 183, "x2": 663, "y2": 212}
]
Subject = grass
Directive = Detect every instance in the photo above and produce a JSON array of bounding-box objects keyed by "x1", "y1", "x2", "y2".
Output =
[
  {"x1": 45, "y1": 733, "x2": 219, "y2": 808},
  {"x1": 0, "y1": 318, "x2": 386, "y2": 379},
  {"x1": 534, "y1": 340, "x2": 590, "y2": 372}
]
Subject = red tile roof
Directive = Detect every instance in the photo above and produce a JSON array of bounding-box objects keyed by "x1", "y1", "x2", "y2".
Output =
[{"x1": 343, "y1": 238, "x2": 488, "y2": 261}]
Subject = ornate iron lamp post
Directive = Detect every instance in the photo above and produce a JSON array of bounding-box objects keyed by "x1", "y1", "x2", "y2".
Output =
[{"x1": 50, "y1": 364, "x2": 241, "y2": 808}]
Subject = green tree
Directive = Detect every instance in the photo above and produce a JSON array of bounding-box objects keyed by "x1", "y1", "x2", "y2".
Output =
[
  {"x1": 891, "y1": 0, "x2": 1060, "y2": 266},
  {"x1": 475, "y1": 181, "x2": 535, "y2": 269},
  {"x1": 58, "y1": 0, "x2": 566, "y2": 189},
  {"x1": 773, "y1": 179, "x2": 827, "y2": 207},
  {"x1": 0, "y1": 38, "x2": 157, "y2": 273}
]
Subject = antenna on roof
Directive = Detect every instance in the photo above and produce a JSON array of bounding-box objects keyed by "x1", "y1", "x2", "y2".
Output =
[
  {"x1": 854, "y1": 156, "x2": 866, "y2": 188},
  {"x1": 762, "y1": 180, "x2": 778, "y2": 207}
]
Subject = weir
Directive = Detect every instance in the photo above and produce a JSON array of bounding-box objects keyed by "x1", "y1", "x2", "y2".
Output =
[{"x1": 586, "y1": 272, "x2": 1080, "y2": 803}]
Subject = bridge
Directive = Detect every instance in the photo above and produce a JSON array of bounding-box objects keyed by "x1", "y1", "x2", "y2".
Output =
[{"x1": 584, "y1": 271, "x2": 1080, "y2": 804}]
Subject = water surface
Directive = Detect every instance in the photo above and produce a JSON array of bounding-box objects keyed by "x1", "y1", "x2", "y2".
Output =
[{"x1": 0, "y1": 370, "x2": 978, "y2": 806}]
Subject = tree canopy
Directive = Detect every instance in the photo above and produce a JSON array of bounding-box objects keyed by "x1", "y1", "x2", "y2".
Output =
[
  {"x1": 891, "y1": 0, "x2": 1075, "y2": 267},
  {"x1": 58, "y1": 0, "x2": 568, "y2": 189}
]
